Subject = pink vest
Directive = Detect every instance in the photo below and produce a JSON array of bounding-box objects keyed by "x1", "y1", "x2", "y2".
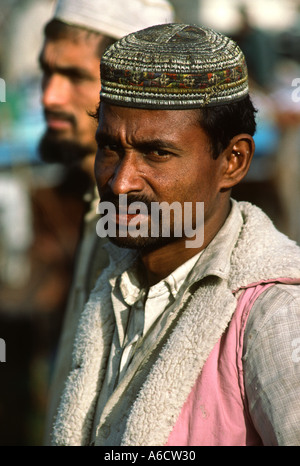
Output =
[{"x1": 166, "y1": 279, "x2": 299, "y2": 446}]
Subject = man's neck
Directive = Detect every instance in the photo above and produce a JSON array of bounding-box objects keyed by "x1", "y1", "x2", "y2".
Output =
[
  {"x1": 140, "y1": 200, "x2": 231, "y2": 287},
  {"x1": 141, "y1": 241, "x2": 203, "y2": 287}
]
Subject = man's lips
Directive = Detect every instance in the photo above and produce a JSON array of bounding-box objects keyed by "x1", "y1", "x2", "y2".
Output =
[
  {"x1": 99, "y1": 195, "x2": 153, "y2": 226},
  {"x1": 44, "y1": 111, "x2": 75, "y2": 131},
  {"x1": 46, "y1": 116, "x2": 73, "y2": 130},
  {"x1": 115, "y1": 212, "x2": 148, "y2": 226}
]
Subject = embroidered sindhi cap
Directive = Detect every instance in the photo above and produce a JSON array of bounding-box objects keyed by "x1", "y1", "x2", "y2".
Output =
[{"x1": 100, "y1": 23, "x2": 249, "y2": 109}]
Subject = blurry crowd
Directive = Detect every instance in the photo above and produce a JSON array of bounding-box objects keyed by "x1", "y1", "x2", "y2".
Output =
[{"x1": 0, "y1": 0, "x2": 299, "y2": 446}]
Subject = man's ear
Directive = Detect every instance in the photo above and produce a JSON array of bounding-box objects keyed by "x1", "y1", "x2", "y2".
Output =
[{"x1": 219, "y1": 134, "x2": 255, "y2": 191}]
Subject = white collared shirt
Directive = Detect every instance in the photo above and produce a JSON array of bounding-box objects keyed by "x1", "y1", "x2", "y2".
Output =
[{"x1": 114, "y1": 251, "x2": 202, "y2": 383}]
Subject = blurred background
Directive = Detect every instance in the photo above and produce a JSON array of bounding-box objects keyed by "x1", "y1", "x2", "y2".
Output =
[{"x1": 0, "y1": 0, "x2": 299, "y2": 445}]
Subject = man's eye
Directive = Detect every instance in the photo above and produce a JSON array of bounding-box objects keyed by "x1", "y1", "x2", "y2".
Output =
[
  {"x1": 148, "y1": 149, "x2": 170, "y2": 158},
  {"x1": 98, "y1": 142, "x2": 123, "y2": 157},
  {"x1": 104, "y1": 144, "x2": 119, "y2": 152},
  {"x1": 156, "y1": 150, "x2": 169, "y2": 156},
  {"x1": 97, "y1": 141, "x2": 114, "y2": 150}
]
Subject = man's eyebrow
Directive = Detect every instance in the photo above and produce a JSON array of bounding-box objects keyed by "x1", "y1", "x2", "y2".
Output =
[
  {"x1": 39, "y1": 54, "x2": 96, "y2": 80},
  {"x1": 134, "y1": 138, "x2": 179, "y2": 151},
  {"x1": 95, "y1": 131, "x2": 179, "y2": 153}
]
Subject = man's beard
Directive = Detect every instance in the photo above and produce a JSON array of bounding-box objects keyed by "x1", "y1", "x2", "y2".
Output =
[
  {"x1": 109, "y1": 223, "x2": 178, "y2": 252},
  {"x1": 38, "y1": 131, "x2": 94, "y2": 166},
  {"x1": 99, "y1": 191, "x2": 180, "y2": 252}
]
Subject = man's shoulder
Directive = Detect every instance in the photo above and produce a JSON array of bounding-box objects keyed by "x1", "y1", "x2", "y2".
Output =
[
  {"x1": 242, "y1": 281, "x2": 300, "y2": 446},
  {"x1": 229, "y1": 201, "x2": 300, "y2": 290},
  {"x1": 244, "y1": 282, "x2": 300, "y2": 352},
  {"x1": 251, "y1": 282, "x2": 300, "y2": 316}
]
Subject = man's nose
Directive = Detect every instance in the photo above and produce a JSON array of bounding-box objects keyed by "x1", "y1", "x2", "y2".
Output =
[
  {"x1": 42, "y1": 74, "x2": 70, "y2": 108},
  {"x1": 108, "y1": 154, "x2": 145, "y2": 195}
]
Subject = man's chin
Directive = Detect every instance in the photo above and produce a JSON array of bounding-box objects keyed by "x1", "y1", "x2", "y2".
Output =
[
  {"x1": 108, "y1": 233, "x2": 177, "y2": 252},
  {"x1": 38, "y1": 132, "x2": 94, "y2": 166}
]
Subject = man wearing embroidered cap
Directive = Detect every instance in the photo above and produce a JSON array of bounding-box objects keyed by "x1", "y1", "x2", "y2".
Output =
[
  {"x1": 39, "y1": 0, "x2": 174, "y2": 171},
  {"x1": 40, "y1": 0, "x2": 175, "y2": 445},
  {"x1": 51, "y1": 24, "x2": 300, "y2": 446}
]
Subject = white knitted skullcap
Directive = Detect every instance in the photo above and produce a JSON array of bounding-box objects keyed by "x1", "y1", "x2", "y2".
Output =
[{"x1": 52, "y1": 0, "x2": 175, "y2": 39}]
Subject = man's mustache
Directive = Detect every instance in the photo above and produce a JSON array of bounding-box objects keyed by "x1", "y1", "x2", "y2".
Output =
[
  {"x1": 100, "y1": 192, "x2": 155, "y2": 213},
  {"x1": 44, "y1": 109, "x2": 76, "y2": 125}
]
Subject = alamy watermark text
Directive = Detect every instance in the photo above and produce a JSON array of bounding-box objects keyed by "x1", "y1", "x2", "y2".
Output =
[
  {"x1": 96, "y1": 194, "x2": 204, "y2": 248},
  {"x1": 291, "y1": 78, "x2": 300, "y2": 103},
  {"x1": 0, "y1": 78, "x2": 6, "y2": 102},
  {"x1": 0, "y1": 338, "x2": 6, "y2": 362}
]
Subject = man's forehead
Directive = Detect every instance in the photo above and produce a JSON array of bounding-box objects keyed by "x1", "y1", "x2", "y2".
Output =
[
  {"x1": 97, "y1": 104, "x2": 203, "y2": 146},
  {"x1": 98, "y1": 103, "x2": 200, "y2": 132},
  {"x1": 40, "y1": 35, "x2": 101, "y2": 74},
  {"x1": 43, "y1": 30, "x2": 101, "y2": 52}
]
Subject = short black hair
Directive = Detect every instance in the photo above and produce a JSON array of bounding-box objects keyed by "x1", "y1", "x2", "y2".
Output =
[
  {"x1": 198, "y1": 94, "x2": 257, "y2": 159},
  {"x1": 44, "y1": 19, "x2": 116, "y2": 58}
]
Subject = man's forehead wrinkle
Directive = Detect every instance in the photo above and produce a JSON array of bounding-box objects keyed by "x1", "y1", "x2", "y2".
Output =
[
  {"x1": 100, "y1": 103, "x2": 121, "y2": 123},
  {"x1": 99, "y1": 109, "x2": 130, "y2": 146},
  {"x1": 99, "y1": 115, "x2": 159, "y2": 146},
  {"x1": 98, "y1": 106, "x2": 202, "y2": 152}
]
